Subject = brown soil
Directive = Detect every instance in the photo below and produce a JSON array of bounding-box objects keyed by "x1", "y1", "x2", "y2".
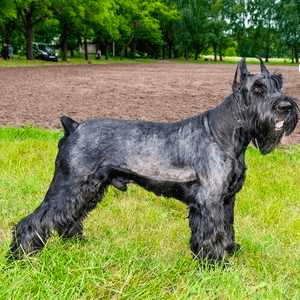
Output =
[{"x1": 0, "y1": 62, "x2": 299, "y2": 144}]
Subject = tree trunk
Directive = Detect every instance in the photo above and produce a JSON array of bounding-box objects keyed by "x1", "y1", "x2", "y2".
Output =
[
  {"x1": 213, "y1": 44, "x2": 217, "y2": 61},
  {"x1": 184, "y1": 48, "x2": 188, "y2": 60},
  {"x1": 219, "y1": 46, "x2": 223, "y2": 62},
  {"x1": 25, "y1": 13, "x2": 33, "y2": 60},
  {"x1": 105, "y1": 45, "x2": 109, "y2": 60},
  {"x1": 168, "y1": 42, "x2": 172, "y2": 59},
  {"x1": 265, "y1": 46, "x2": 269, "y2": 62},
  {"x1": 194, "y1": 48, "x2": 199, "y2": 61},
  {"x1": 3, "y1": 20, "x2": 15, "y2": 45},
  {"x1": 26, "y1": 27, "x2": 33, "y2": 60},
  {"x1": 132, "y1": 38, "x2": 137, "y2": 57},
  {"x1": 61, "y1": 39, "x2": 68, "y2": 61},
  {"x1": 61, "y1": 24, "x2": 68, "y2": 61},
  {"x1": 295, "y1": 47, "x2": 299, "y2": 64},
  {"x1": 84, "y1": 37, "x2": 88, "y2": 61}
]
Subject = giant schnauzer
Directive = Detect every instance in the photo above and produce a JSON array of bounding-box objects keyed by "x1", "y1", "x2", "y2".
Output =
[{"x1": 10, "y1": 58, "x2": 298, "y2": 261}]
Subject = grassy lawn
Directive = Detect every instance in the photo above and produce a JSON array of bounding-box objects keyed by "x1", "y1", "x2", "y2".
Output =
[
  {"x1": 0, "y1": 127, "x2": 299, "y2": 299},
  {"x1": 0, "y1": 55, "x2": 298, "y2": 68}
]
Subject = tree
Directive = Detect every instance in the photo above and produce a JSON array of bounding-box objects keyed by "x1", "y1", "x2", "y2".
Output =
[
  {"x1": 223, "y1": 0, "x2": 250, "y2": 57},
  {"x1": 50, "y1": 0, "x2": 83, "y2": 61},
  {"x1": 15, "y1": 0, "x2": 50, "y2": 60},
  {"x1": 170, "y1": 0, "x2": 210, "y2": 60},
  {"x1": 92, "y1": 0, "x2": 119, "y2": 60},
  {"x1": 34, "y1": 18, "x2": 59, "y2": 44},
  {"x1": 0, "y1": 0, "x2": 17, "y2": 46},
  {"x1": 279, "y1": 0, "x2": 300, "y2": 63},
  {"x1": 207, "y1": 0, "x2": 229, "y2": 61},
  {"x1": 248, "y1": 0, "x2": 280, "y2": 61},
  {"x1": 80, "y1": 0, "x2": 100, "y2": 60},
  {"x1": 147, "y1": 0, "x2": 179, "y2": 58},
  {"x1": 116, "y1": 0, "x2": 165, "y2": 58},
  {"x1": 79, "y1": 0, "x2": 118, "y2": 60}
]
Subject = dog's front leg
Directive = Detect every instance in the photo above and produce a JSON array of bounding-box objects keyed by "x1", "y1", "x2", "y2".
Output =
[
  {"x1": 188, "y1": 190, "x2": 226, "y2": 262},
  {"x1": 223, "y1": 196, "x2": 240, "y2": 255}
]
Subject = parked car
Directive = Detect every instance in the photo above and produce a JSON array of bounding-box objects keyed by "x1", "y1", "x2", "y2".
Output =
[{"x1": 33, "y1": 43, "x2": 58, "y2": 61}]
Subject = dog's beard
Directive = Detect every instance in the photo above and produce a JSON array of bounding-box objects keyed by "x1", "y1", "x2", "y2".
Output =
[
  {"x1": 253, "y1": 131, "x2": 283, "y2": 154},
  {"x1": 253, "y1": 114, "x2": 297, "y2": 154},
  {"x1": 253, "y1": 117, "x2": 285, "y2": 154}
]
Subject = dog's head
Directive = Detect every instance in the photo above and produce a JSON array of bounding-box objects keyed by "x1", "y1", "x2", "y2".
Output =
[{"x1": 233, "y1": 58, "x2": 299, "y2": 154}]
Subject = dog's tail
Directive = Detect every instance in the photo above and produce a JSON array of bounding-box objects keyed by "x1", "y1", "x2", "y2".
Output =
[{"x1": 60, "y1": 115, "x2": 79, "y2": 137}]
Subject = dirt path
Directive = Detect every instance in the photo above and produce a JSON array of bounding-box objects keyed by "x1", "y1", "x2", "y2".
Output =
[{"x1": 0, "y1": 62, "x2": 299, "y2": 144}]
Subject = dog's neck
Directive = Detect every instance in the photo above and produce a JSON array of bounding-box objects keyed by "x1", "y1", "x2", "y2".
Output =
[{"x1": 207, "y1": 94, "x2": 253, "y2": 156}]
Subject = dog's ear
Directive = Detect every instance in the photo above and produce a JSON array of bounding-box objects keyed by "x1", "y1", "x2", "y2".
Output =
[
  {"x1": 239, "y1": 58, "x2": 248, "y2": 81},
  {"x1": 60, "y1": 115, "x2": 79, "y2": 137},
  {"x1": 271, "y1": 72, "x2": 283, "y2": 91},
  {"x1": 257, "y1": 57, "x2": 283, "y2": 91},
  {"x1": 232, "y1": 65, "x2": 239, "y2": 92},
  {"x1": 257, "y1": 56, "x2": 270, "y2": 75},
  {"x1": 232, "y1": 58, "x2": 248, "y2": 93}
]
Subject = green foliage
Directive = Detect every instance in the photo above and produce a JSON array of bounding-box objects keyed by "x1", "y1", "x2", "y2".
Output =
[
  {"x1": 0, "y1": 127, "x2": 299, "y2": 299},
  {"x1": 278, "y1": 0, "x2": 300, "y2": 62},
  {"x1": 2, "y1": 0, "x2": 300, "y2": 61},
  {"x1": 14, "y1": 0, "x2": 51, "y2": 59},
  {"x1": 225, "y1": 46, "x2": 237, "y2": 57},
  {"x1": 0, "y1": 0, "x2": 17, "y2": 48},
  {"x1": 114, "y1": 0, "x2": 178, "y2": 58}
]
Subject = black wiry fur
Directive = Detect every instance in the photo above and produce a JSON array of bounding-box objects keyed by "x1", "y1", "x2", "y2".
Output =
[{"x1": 10, "y1": 59, "x2": 299, "y2": 261}]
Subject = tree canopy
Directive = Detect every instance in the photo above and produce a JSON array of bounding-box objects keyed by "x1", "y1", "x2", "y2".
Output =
[{"x1": 0, "y1": 0, "x2": 299, "y2": 62}]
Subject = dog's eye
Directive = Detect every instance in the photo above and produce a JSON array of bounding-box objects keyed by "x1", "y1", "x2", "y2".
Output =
[{"x1": 252, "y1": 80, "x2": 266, "y2": 95}]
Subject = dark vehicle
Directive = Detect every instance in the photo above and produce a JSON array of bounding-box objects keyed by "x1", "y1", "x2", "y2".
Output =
[{"x1": 33, "y1": 43, "x2": 58, "y2": 61}]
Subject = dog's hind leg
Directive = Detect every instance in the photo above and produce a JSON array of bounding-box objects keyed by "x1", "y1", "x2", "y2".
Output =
[
  {"x1": 50, "y1": 168, "x2": 109, "y2": 241},
  {"x1": 10, "y1": 202, "x2": 54, "y2": 259},
  {"x1": 55, "y1": 179, "x2": 108, "y2": 240},
  {"x1": 10, "y1": 168, "x2": 108, "y2": 259}
]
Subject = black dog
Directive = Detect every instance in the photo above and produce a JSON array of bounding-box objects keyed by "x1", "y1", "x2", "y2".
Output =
[{"x1": 10, "y1": 59, "x2": 298, "y2": 261}]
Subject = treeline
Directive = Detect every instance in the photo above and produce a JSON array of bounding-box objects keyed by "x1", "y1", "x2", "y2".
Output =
[{"x1": 0, "y1": 0, "x2": 300, "y2": 62}]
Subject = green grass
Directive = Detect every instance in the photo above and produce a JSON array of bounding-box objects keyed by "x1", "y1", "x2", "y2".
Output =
[
  {"x1": 0, "y1": 55, "x2": 298, "y2": 68},
  {"x1": 0, "y1": 125, "x2": 62, "y2": 141},
  {"x1": 0, "y1": 56, "x2": 162, "y2": 68},
  {"x1": 0, "y1": 127, "x2": 299, "y2": 299}
]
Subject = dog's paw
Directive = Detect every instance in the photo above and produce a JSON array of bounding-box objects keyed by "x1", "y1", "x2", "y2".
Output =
[{"x1": 225, "y1": 242, "x2": 241, "y2": 255}]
